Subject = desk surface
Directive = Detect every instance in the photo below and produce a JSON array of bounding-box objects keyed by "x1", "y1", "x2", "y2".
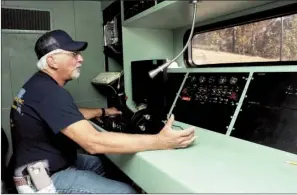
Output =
[{"x1": 91, "y1": 121, "x2": 297, "y2": 193}]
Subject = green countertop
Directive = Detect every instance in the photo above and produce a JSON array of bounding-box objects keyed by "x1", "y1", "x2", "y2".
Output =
[{"x1": 90, "y1": 121, "x2": 297, "y2": 193}]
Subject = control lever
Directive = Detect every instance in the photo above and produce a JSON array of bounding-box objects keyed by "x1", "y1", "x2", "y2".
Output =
[
  {"x1": 143, "y1": 114, "x2": 151, "y2": 120},
  {"x1": 139, "y1": 125, "x2": 146, "y2": 131}
]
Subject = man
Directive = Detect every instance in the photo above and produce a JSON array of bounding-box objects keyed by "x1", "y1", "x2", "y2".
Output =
[{"x1": 9, "y1": 29, "x2": 196, "y2": 193}]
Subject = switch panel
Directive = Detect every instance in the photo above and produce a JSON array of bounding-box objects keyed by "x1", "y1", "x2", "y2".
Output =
[
  {"x1": 180, "y1": 74, "x2": 245, "y2": 106},
  {"x1": 231, "y1": 72, "x2": 297, "y2": 154},
  {"x1": 171, "y1": 73, "x2": 248, "y2": 134}
]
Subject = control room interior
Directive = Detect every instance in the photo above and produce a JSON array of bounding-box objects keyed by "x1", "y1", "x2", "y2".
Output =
[{"x1": 1, "y1": 0, "x2": 297, "y2": 193}]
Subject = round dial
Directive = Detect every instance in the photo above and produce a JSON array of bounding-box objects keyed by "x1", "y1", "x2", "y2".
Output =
[
  {"x1": 219, "y1": 77, "x2": 227, "y2": 84},
  {"x1": 208, "y1": 76, "x2": 215, "y2": 84},
  {"x1": 199, "y1": 76, "x2": 206, "y2": 83},
  {"x1": 230, "y1": 77, "x2": 238, "y2": 85}
]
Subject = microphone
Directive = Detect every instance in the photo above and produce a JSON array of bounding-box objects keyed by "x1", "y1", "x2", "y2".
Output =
[{"x1": 148, "y1": 61, "x2": 171, "y2": 78}]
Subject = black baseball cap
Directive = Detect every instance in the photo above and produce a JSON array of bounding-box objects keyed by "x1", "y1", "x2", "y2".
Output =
[{"x1": 34, "y1": 29, "x2": 88, "y2": 59}]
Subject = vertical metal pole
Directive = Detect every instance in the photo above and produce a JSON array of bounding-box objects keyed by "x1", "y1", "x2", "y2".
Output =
[{"x1": 167, "y1": 72, "x2": 189, "y2": 120}]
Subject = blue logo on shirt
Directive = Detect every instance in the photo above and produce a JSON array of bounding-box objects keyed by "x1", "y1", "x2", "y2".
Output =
[{"x1": 12, "y1": 88, "x2": 26, "y2": 114}]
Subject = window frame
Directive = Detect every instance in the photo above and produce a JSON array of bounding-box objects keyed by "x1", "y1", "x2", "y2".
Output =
[{"x1": 183, "y1": 2, "x2": 297, "y2": 68}]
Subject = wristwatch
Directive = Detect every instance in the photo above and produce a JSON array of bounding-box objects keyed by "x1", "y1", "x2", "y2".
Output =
[{"x1": 101, "y1": 108, "x2": 106, "y2": 118}]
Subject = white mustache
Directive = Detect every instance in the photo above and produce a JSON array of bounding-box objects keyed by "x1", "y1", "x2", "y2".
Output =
[{"x1": 76, "y1": 64, "x2": 82, "y2": 69}]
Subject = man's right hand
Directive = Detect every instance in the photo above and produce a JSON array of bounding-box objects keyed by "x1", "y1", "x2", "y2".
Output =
[
  {"x1": 62, "y1": 114, "x2": 196, "y2": 154},
  {"x1": 156, "y1": 115, "x2": 196, "y2": 150}
]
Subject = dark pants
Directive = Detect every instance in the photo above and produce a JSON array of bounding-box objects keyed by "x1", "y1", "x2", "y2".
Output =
[{"x1": 51, "y1": 154, "x2": 137, "y2": 194}]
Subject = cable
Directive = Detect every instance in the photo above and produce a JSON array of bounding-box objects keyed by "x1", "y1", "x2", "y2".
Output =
[
  {"x1": 169, "y1": 1, "x2": 198, "y2": 64},
  {"x1": 149, "y1": 0, "x2": 199, "y2": 78},
  {"x1": 107, "y1": 85, "x2": 117, "y2": 95},
  {"x1": 172, "y1": 124, "x2": 184, "y2": 130}
]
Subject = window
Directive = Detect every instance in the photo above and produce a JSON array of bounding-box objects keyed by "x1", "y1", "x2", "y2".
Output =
[{"x1": 190, "y1": 12, "x2": 297, "y2": 66}]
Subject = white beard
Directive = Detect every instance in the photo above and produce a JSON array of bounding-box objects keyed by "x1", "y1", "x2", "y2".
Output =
[{"x1": 71, "y1": 64, "x2": 81, "y2": 79}]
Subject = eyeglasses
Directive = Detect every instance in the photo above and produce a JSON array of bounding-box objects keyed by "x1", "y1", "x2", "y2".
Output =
[
  {"x1": 52, "y1": 51, "x2": 81, "y2": 59},
  {"x1": 64, "y1": 51, "x2": 81, "y2": 58}
]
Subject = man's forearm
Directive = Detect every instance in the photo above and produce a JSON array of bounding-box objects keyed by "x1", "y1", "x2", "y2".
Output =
[
  {"x1": 79, "y1": 108, "x2": 102, "y2": 119},
  {"x1": 91, "y1": 131, "x2": 162, "y2": 154},
  {"x1": 62, "y1": 120, "x2": 164, "y2": 154}
]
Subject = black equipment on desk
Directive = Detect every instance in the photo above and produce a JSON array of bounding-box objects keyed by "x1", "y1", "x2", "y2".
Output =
[
  {"x1": 91, "y1": 71, "x2": 134, "y2": 129},
  {"x1": 131, "y1": 59, "x2": 169, "y2": 119},
  {"x1": 90, "y1": 61, "x2": 169, "y2": 135},
  {"x1": 128, "y1": 59, "x2": 170, "y2": 134}
]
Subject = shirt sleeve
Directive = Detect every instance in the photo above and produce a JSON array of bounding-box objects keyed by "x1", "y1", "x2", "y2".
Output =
[{"x1": 38, "y1": 89, "x2": 85, "y2": 134}]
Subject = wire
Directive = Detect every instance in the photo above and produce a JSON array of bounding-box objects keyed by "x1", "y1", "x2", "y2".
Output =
[
  {"x1": 170, "y1": 1, "x2": 198, "y2": 63},
  {"x1": 159, "y1": 1, "x2": 198, "y2": 71},
  {"x1": 107, "y1": 85, "x2": 117, "y2": 95},
  {"x1": 172, "y1": 124, "x2": 184, "y2": 130}
]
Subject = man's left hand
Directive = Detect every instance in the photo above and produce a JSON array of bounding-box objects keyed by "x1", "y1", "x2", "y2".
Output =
[{"x1": 105, "y1": 107, "x2": 122, "y2": 116}]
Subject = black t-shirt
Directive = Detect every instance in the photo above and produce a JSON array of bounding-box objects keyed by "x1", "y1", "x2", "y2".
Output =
[{"x1": 10, "y1": 71, "x2": 85, "y2": 175}]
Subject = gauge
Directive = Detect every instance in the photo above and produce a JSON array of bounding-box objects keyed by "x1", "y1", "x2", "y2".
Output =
[
  {"x1": 199, "y1": 76, "x2": 206, "y2": 83},
  {"x1": 230, "y1": 77, "x2": 238, "y2": 85},
  {"x1": 208, "y1": 76, "x2": 215, "y2": 84},
  {"x1": 219, "y1": 76, "x2": 227, "y2": 84}
]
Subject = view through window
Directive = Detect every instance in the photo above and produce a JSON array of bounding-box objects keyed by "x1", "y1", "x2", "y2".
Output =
[{"x1": 191, "y1": 13, "x2": 297, "y2": 65}]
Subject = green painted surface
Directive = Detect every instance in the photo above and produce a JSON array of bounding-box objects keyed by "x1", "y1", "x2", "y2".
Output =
[
  {"x1": 101, "y1": 0, "x2": 115, "y2": 11},
  {"x1": 122, "y1": 1, "x2": 295, "y2": 30},
  {"x1": 3, "y1": 33, "x2": 41, "y2": 98},
  {"x1": 75, "y1": 99, "x2": 105, "y2": 108},
  {"x1": 167, "y1": 65, "x2": 297, "y2": 73},
  {"x1": 107, "y1": 58, "x2": 123, "y2": 72},
  {"x1": 92, "y1": 121, "x2": 297, "y2": 193},
  {"x1": 1, "y1": 40, "x2": 13, "y2": 109},
  {"x1": 123, "y1": 1, "x2": 177, "y2": 28},
  {"x1": 73, "y1": 1, "x2": 106, "y2": 104},
  {"x1": 122, "y1": 27, "x2": 174, "y2": 110}
]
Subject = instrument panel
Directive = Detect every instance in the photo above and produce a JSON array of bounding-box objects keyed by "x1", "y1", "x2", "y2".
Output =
[
  {"x1": 171, "y1": 73, "x2": 248, "y2": 134},
  {"x1": 231, "y1": 72, "x2": 297, "y2": 154},
  {"x1": 180, "y1": 74, "x2": 244, "y2": 105}
]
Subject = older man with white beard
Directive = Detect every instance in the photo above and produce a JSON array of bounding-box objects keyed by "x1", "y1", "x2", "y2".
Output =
[{"x1": 9, "y1": 29, "x2": 196, "y2": 193}]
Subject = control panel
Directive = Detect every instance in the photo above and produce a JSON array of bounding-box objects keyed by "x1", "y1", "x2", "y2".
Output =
[
  {"x1": 91, "y1": 108, "x2": 164, "y2": 135},
  {"x1": 180, "y1": 74, "x2": 245, "y2": 105},
  {"x1": 231, "y1": 72, "x2": 297, "y2": 154},
  {"x1": 91, "y1": 57, "x2": 177, "y2": 135},
  {"x1": 171, "y1": 73, "x2": 248, "y2": 134}
]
